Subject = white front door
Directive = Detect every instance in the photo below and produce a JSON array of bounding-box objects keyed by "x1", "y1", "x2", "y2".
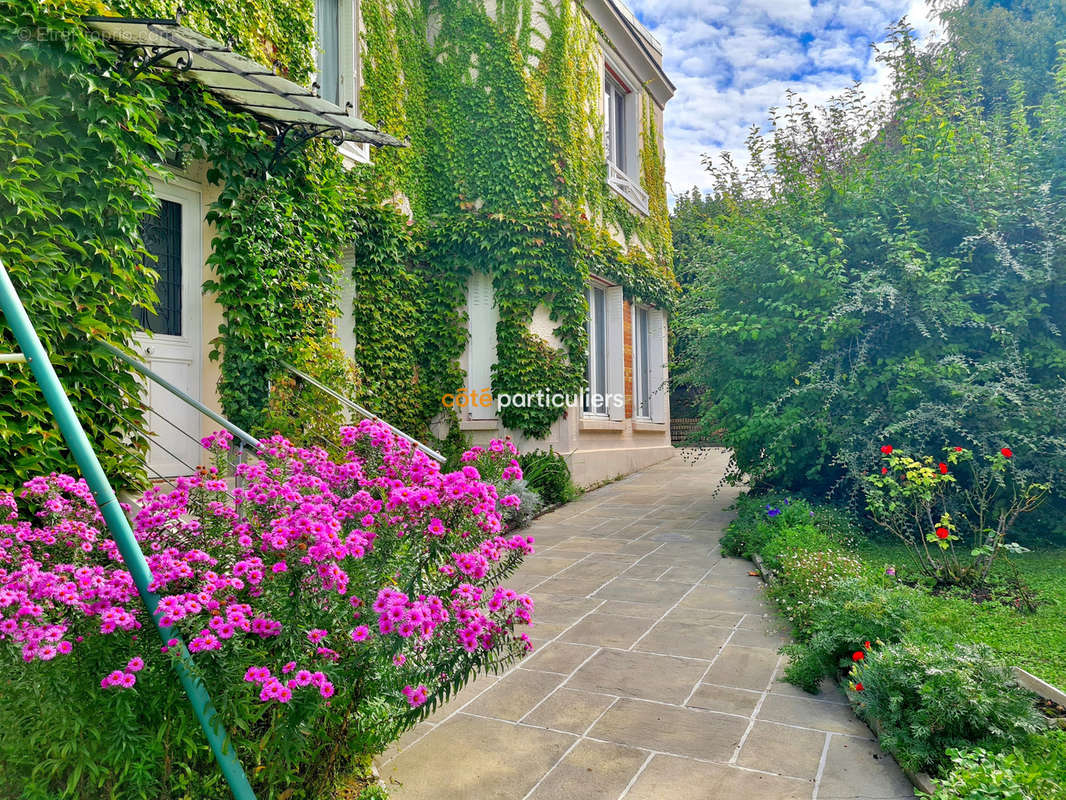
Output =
[{"x1": 134, "y1": 181, "x2": 202, "y2": 478}]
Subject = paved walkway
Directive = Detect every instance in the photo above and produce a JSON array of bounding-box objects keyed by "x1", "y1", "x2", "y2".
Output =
[{"x1": 378, "y1": 452, "x2": 914, "y2": 800}]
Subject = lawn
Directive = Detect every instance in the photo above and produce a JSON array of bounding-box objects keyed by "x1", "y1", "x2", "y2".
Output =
[{"x1": 855, "y1": 541, "x2": 1066, "y2": 690}]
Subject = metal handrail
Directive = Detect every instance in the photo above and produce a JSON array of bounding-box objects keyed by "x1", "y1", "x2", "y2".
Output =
[
  {"x1": 0, "y1": 260, "x2": 257, "y2": 799},
  {"x1": 100, "y1": 342, "x2": 261, "y2": 451},
  {"x1": 280, "y1": 362, "x2": 446, "y2": 463}
]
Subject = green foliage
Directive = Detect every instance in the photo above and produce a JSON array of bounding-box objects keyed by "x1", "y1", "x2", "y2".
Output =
[
  {"x1": 850, "y1": 642, "x2": 1046, "y2": 775},
  {"x1": 675, "y1": 12, "x2": 1066, "y2": 521},
  {"x1": 779, "y1": 577, "x2": 917, "y2": 692},
  {"x1": 0, "y1": 2, "x2": 169, "y2": 489},
  {"x1": 924, "y1": 732, "x2": 1066, "y2": 800},
  {"x1": 2, "y1": 0, "x2": 676, "y2": 490},
  {"x1": 517, "y1": 448, "x2": 575, "y2": 506},
  {"x1": 859, "y1": 540, "x2": 1066, "y2": 692}
]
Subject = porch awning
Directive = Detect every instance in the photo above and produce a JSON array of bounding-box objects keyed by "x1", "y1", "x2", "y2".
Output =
[{"x1": 83, "y1": 16, "x2": 404, "y2": 149}]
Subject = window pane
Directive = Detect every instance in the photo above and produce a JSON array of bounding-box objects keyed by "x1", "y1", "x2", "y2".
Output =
[
  {"x1": 139, "y1": 199, "x2": 182, "y2": 337},
  {"x1": 614, "y1": 87, "x2": 626, "y2": 173},
  {"x1": 594, "y1": 287, "x2": 607, "y2": 413},
  {"x1": 316, "y1": 0, "x2": 340, "y2": 105},
  {"x1": 604, "y1": 85, "x2": 613, "y2": 164},
  {"x1": 637, "y1": 308, "x2": 650, "y2": 417}
]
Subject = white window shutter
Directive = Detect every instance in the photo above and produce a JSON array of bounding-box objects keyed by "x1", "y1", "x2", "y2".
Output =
[
  {"x1": 605, "y1": 286, "x2": 624, "y2": 420},
  {"x1": 466, "y1": 272, "x2": 498, "y2": 420},
  {"x1": 649, "y1": 309, "x2": 667, "y2": 423}
]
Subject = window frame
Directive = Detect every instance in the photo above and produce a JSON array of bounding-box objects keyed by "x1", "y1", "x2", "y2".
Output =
[
  {"x1": 584, "y1": 283, "x2": 610, "y2": 418},
  {"x1": 313, "y1": 0, "x2": 370, "y2": 165},
  {"x1": 632, "y1": 303, "x2": 652, "y2": 420},
  {"x1": 602, "y1": 52, "x2": 648, "y2": 214}
]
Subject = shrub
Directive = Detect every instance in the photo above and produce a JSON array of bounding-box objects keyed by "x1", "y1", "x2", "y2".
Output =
[
  {"x1": 767, "y1": 552, "x2": 864, "y2": 633},
  {"x1": 499, "y1": 479, "x2": 543, "y2": 529},
  {"x1": 517, "y1": 449, "x2": 575, "y2": 506},
  {"x1": 722, "y1": 495, "x2": 835, "y2": 570},
  {"x1": 864, "y1": 446, "x2": 1046, "y2": 592},
  {"x1": 0, "y1": 423, "x2": 536, "y2": 799},
  {"x1": 849, "y1": 642, "x2": 1045, "y2": 775},
  {"x1": 925, "y1": 732, "x2": 1066, "y2": 800},
  {"x1": 779, "y1": 577, "x2": 917, "y2": 692}
]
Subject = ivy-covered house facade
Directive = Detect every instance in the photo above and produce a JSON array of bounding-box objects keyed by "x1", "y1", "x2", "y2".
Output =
[{"x1": 0, "y1": 0, "x2": 676, "y2": 490}]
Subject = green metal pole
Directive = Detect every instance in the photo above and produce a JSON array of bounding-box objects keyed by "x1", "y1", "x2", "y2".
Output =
[{"x1": 0, "y1": 260, "x2": 257, "y2": 800}]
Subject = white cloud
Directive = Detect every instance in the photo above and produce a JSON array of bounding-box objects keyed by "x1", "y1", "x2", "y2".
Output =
[{"x1": 626, "y1": 0, "x2": 944, "y2": 204}]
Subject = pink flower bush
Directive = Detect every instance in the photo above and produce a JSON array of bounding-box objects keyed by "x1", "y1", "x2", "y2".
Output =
[{"x1": 0, "y1": 422, "x2": 534, "y2": 796}]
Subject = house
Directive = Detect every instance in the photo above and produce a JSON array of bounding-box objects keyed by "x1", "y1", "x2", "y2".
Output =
[{"x1": 0, "y1": 0, "x2": 675, "y2": 490}]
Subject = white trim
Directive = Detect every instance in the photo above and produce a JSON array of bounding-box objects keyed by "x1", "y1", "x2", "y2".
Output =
[
  {"x1": 649, "y1": 308, "x2": 667, "y2": 424},
  {"x1": 605, "y1": 285, "x2": 624, "y2": 421}
]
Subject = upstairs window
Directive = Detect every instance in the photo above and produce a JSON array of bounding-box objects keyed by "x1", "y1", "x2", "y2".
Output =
[
  {"x1": 603, "y1": 60, "x2": 648, "y2": 214},
  {"x1": 315, "y1": 0, "x2": 341, "y2": 105},
  {"x1": 604, "y1": 73, "x2": 628, "y2": 174},
  {"x1": 315, "y1": 0, "x2": 369, "y2": 163}
]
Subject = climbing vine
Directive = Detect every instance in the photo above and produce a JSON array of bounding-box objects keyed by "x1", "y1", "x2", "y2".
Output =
[{"x1": 0, "y1": 0, "x2": 676, "y2": 489}]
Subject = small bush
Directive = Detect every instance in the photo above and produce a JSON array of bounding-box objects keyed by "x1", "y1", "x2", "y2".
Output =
[
  {"x1": 850, "y1": 642, "x2": 1045, "y2": 775},
  {"x1": 517, "y1": 449, "x2": 575, "y2": 506},
  {"x1": 779, "y1": 577, "x2": 917, "y2": 692},
  {"x1": 925, "y1": 732, "x2": 1066, "y2": 800},
  {"x1": 721, "y1": 495, "x2": 836, "y2": 570},
  {"x1": 500, "y1": 479, "x2": 543, "y2": 529}
]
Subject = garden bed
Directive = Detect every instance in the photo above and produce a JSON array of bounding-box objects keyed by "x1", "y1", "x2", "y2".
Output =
[{"x1": 722, "y1": 493, "x2": 1066, "y2": 799}]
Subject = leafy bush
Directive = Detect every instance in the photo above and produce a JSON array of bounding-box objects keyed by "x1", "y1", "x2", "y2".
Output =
[
  {"x1": 722, "y1": 495, "x2": 836, "y2": 570},
  {"x1": 674, "y1": 15, "x2": 1066, "y2": 525},
  {"x1": 0, "y1": 423, "x2": 536, "y2": 799},
  {"x1": 865, "y1": 446, "x2": 1045, "y2": 593},
  {"x1": 780, "y1": 577, "x2": 917, "y2": 692},
  {"x1": 498, "y1": 479, "x2": 543, "y2": 529},
  {"x1": 849, "y1": 642, "x2": 1046, "y2": 775},
  {"x1": 517, "y1": 449, "x2": 575, "y2": 506},
  {"x1": 925, "y1": 732, "x2": 1066, "y2": 800}
]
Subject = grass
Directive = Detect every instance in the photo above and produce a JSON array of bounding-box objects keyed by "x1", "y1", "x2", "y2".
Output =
[{"x1": 855, "y1": 540, "x2": 1066, "y2": 690}]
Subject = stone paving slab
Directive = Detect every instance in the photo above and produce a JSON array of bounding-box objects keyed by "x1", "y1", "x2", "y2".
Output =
[{"x1": 378, "y1": 452, "x2": 915, "y2": 799}]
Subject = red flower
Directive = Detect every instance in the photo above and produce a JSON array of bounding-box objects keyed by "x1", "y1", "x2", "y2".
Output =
[
  {"x1": 1001, "y1": 447, "x2": 1013, "y2": 459},
  {"x1": 880, "y1": 445, "x2": 893, "y2": 454},
  {"x1": 936, "y1": 526, "x2": 950, "y2": 540},
  {"x1": 881, "y1": 467, "x2": 888, "y2": 475},
  {"x1": 954, "y1": 446, "x2": 963, "y2": 452},
  {"x1": 852, "y1": 651, "x2": 865, "y2": 661},
  {"x1": 855, "y1": 682, "x2": 865, "y2": 691},
  {"x1": 864, "y1": 641, "x2": 871, "y2": 649},
  {"x1": 939, "y1": 462, "x2": 948, "y2": 474}
]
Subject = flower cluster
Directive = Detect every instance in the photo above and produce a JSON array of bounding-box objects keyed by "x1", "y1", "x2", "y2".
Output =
[{"x1": 0, "y1": 422, "x2": 535, "y2": 726}]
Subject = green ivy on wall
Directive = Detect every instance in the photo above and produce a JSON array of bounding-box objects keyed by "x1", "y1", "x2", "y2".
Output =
[{"x1": 0, "y1": 0, "x2": 677, "y2": 490}]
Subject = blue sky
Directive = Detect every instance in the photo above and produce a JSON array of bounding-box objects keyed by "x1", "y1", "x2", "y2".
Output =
[{"x1": 626, "y1": 0, "x2": 942, "y2": 203}]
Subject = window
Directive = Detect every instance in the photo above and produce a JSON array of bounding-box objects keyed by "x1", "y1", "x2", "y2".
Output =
[
  {"x1": 634, "y1": 306, "x2": 651, "y2": 419},
  {"x1": 603, "y1": 60, "x2": 649, "y2": 214},
  {"x1": 315, "y1": 0, "x2": 369, "y2": 164},
  {"x1": 466, "y1": 272, "x2": 498, "y2": 421},
  {"x1": 138, "y1": 199, "x2": 183, "y2": 336},
  {"x1": 315, "y1": 0, "x2": 341, "y2": 105},
  {"x1": 585, "y1": 285, "x2": 608, "y2": 415},
  {"x1": 604, "y1": 74, "x2": 628, "y2": 174}
]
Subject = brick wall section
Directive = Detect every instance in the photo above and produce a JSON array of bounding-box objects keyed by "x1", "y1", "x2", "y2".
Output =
[{"x1": 623, "y1": 299, "x2": 634, "y2": 419}]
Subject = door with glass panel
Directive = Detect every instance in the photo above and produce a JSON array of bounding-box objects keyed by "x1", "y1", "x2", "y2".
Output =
[{"x1": 135, "y1": 182, "x2": 202, "y2": 477}]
